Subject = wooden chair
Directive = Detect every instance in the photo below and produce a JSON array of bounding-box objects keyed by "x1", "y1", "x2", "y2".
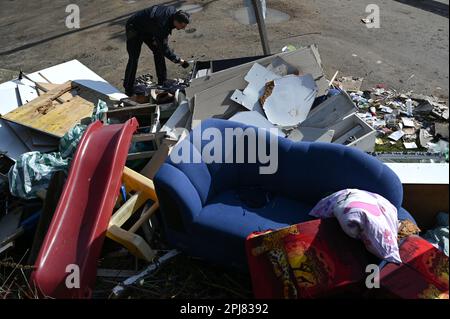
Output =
[{"x1": 107, "y1": 167, "x2": 159, "y2": 262}]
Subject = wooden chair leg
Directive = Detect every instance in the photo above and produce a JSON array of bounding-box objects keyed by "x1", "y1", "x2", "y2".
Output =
[{"x1": 107, "y1": 225, "x2": 156, "y2": 262}]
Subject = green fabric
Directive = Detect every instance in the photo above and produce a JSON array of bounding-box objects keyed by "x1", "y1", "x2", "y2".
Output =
[{"x1": 8, "y1": 100, "x2": 108, "y2": 199}]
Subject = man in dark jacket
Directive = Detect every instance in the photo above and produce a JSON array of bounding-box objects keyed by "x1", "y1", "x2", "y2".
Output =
[{"x1": 123, "y1": 5, "x2": 191, "y2": 96}]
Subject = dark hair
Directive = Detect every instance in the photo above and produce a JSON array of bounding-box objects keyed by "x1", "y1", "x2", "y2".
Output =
[{"x1": 173, "y1": 10, "x2": 191, "y2": 24}]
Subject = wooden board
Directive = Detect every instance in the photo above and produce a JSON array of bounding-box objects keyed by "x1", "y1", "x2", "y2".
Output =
[
  {"x1": 3, "y1": 82, "x2": 94, "y2": 137},
  {"x1": 36, "y1": 82, "x2": 77, "y2": 102}
]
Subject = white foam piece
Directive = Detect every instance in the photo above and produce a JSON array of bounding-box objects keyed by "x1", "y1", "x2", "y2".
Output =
[
  {"x1": 17, "y1": 84, "x2": 38, "y2": 104},
  {"x1": 0, "y1": 119, "x2": 30, "y2": 160},
  {"x1": 230, "y1": 63, "x2": 280, "y2": 115},
  {"x1": 0, "y1": 87, "x2": 19, "y2": 115},
  {"x1": 263, "y1": 74, "x2": 318, "y2": 126}
]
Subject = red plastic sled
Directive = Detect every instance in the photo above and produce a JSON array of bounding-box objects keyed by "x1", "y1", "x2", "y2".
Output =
[{"x1": 31, "y1": 119, "x2": 138, "y2": 298}]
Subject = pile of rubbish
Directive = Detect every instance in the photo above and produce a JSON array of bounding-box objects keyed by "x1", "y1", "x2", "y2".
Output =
[
  {"x1": 347, "y1": 83, "x2": 449, "y2": 156},
  {"x1": 0, "y1": 45, "x2": 448, "y2": 299}
]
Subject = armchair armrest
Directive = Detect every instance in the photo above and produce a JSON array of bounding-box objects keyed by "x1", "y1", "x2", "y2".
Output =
[{"x1": 154, "y1": 163, "x2": 203, "y2": 232}]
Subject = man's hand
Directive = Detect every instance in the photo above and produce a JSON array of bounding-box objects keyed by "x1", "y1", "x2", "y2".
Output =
[{"x1": 179, "y1": 59, "x2": 190, "y2": 69}]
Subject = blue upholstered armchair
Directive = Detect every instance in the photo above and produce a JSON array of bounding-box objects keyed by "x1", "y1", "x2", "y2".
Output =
[{"x1": 154, "y1": 119, "x2": 415, "y2": 269}]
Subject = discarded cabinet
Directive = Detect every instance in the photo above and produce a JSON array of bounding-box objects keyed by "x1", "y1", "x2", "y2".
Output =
[
  {"x1": 329, "y1": 114, "x2": 377, "y2": 152},
  {"x1": 300, "y1": 93, "x2": 376, "y2": 151}
]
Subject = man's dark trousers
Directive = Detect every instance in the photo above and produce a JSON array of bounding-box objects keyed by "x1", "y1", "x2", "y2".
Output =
[{"x1": 123, "y1": 24, "x2": 167, "y2": 96}]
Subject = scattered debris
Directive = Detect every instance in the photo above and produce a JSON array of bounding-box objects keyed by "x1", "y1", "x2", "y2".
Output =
[
  {"x1": 361, "y1": 18, "x2": 374, "y2": 24},
  {"x1": 404, "y1": 142, "x2": 418, "y2": 150},
  {"x1": 398, "y1": 220, "x2": 421, "y2": 240},
  {"x1": 389, "y1": 131, "x2": 405, "y2": 142},
  {"x1": 1, "y1": 43, "x2": 448, "y2": 300},
  {"x1": 348, "y1": 85, "x2": 449, "y2": 153},
  {"x1": 112, "y1": 250, "x2": 180, "y2": 297},
  {"x1": 334, "y1": 76, "x2": 364, "y2": 92},
  {"x1": 435, "y1": 122, "x2": 449, "y2": 139}
]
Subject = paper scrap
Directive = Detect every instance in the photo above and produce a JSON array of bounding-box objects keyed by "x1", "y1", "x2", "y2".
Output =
[
  {"x1": 404, "y1": 142, "x2": 418, "y2": 150},
  {"x1": 401, "y1": 117, "x2": 415, "y2": 128},
  {"x1": 389, "y1": 130, "x2": 405, "y2": 141}
]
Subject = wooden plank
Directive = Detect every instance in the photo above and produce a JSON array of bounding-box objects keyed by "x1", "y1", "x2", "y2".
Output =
[
  {"x1": 122, "y1": 167, "x2": 158, "y2": 202},
  {"x1": 129, "y1": 203, "x2": 159, "y2": 233},
  {"x1": 127, "y1": 151, "x2": 156, "y2": 161},
  {"x1": 32, "y1": 81, "x2": 74, "y2": 106},
  {"x1": 109, "y1": 193, "x2": 147, "y2": 228},
  {"x1": 3, "y1": 94, "x2": 94, "y2": 137},
  {"x1": 141, "y1": 140, "x2": 175, "y2": 179},
  {"x1": 107, "y1": 104, "x2": 156, "y2": 120},
  {"x1": 0, "y1": 241, "x2": 14, "y2": 255},
  {"x1": 36, "y1": 82, "x2": 77, "y2": 102},
  {"x1": 106, "y1": 225, "x2": 156, "y2": 262},
  {"x1": 132, "y1": 132, "x2": 166, "y2": 143}
]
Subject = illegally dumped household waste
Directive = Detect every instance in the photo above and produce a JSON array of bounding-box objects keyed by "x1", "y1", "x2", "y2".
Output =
[
  {"x1": 345, "y1": 84, "x2": 449, "y2": 155},
  {"x1": 0, "y1": 45, "x2": 448, "y2": 300},
  {"x1": 186, "y1": 46, "x2": 380, "y2": 152}
]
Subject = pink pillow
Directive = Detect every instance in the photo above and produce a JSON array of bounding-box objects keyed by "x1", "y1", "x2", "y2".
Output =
[{"x1": 310, "y1": 189, "x2": 402, "y2": 263}]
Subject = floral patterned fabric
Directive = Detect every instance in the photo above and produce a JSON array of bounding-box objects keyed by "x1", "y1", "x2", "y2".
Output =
[
  {"x1": 309, "y1": 189, "x2": 401, "y2": 263},
  {"x1": 379, "y1": 236, "x2": 449, "y2": 299},
  {"x1": 246, "y1": 219, "x2": 369, "y2": 299}
]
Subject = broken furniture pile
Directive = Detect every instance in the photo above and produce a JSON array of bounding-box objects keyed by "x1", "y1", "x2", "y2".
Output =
[
  {"x1": 0, "y1": 60, "x2": 182, "y2": 298},
  {"x1": 0, "y1": 45, "x2": 448, "y2": 299},
  {"x1": 183, "y1": 45, "x2": 378, "y2": 152}
]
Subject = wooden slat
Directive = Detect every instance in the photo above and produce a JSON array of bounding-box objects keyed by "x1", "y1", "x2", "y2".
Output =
[
  {"x1": 141, "y1": 141, "x2": 174, "y2": 179},
  {"x1": 97, "y1": 268, "x2": 139, "y2": 278},
  {"x1": 107, "y1": 104, "x2": 156, "y2": 120},
  {"x1": 109, "y1": 192, "x2": 148, "y2": 228},
  {"x1": 129, "y1": 203, "x2": 159, "y2": 233},
  {"x1": 106, "y1": 225, "x2": 156, "y2": 262},
  {"x1": 132, "y1": 132, "x2": 166, "y2": 143},
  {"x1": 35, "y1": 82, "x2": 77, "y2": 102},
  {"x1": 122, "y1": 167, "x2": 158, "y2": 202},
  {"x1": 127, "y1": 151, "x2": 156, "y2": 161}
]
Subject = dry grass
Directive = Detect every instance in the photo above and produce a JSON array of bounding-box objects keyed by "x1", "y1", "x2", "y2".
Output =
[
  {"x1": 0, "y1": 251, "x2": 39, "y2": 299},
  {"x1": 94, "y1": 252, "x2": 253, "y2": 299},
  {"x1": 1, "y1": 245, "x2": 253, "y2": 299}
]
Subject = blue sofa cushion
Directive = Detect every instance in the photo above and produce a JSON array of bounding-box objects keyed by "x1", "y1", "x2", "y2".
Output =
[
  {"x1": 167, "y1": 120, "x2": 404, "y2": 209},
  {"x1": 190, "y1": 190, "x2": 315, "y2": 267},
  {"x1": 398, "y1": 207, "x2": 416, "y2": 224}
]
